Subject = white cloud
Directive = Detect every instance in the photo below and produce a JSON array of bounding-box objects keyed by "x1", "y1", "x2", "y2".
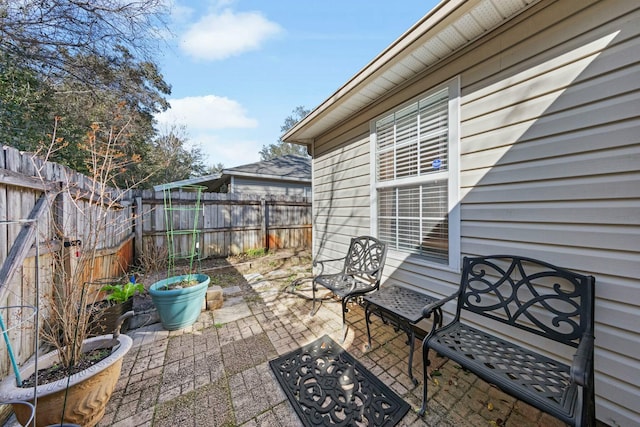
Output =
[
  {"x1": 155, "y1": 95, "x2": 263, "y2": 167},
  {"x1": 180, "y1": 9, "x2": 282, "y2": 61},
  {"x1": 157, "y1": 95, "x2": 258, "y2": 130},
  {"x1": 191, "y1": 133, "x2": 261, "y2": 167},
  {"x1": 167, "y1": 1, "x2": 194, "y2": 25}
]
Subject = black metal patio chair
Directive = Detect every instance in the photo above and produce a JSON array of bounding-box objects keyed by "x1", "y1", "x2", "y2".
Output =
[{"x1": 310, "y1": 236, "x2": 387, "y2": 339}]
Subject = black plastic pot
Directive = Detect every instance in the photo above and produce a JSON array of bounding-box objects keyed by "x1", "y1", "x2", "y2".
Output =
[{"x1": 87, "y1": 298, "x2": 133, "y2": 336}]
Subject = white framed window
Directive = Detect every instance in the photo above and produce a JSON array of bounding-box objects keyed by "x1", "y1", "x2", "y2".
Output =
[{"x1": 370, "y1": 77, "x2": 460, "y2": 269}]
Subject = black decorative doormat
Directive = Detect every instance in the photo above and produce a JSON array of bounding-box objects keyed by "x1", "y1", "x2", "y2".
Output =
[{"x1": 269, "y1": 335, "x2": 410, "y2": 426}]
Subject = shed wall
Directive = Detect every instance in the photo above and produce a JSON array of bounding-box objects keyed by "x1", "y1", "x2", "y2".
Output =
[
  {"x1": 311, "y1": 1, "x2": 640, "y2": 425},
  {"x1": 231, "y1": 177, "x2": 311, "y2": 197}
]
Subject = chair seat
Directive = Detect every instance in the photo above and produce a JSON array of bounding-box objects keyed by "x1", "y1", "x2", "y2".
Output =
[
  {"x1": 314, "y1": 273, "x2": 375, "y2": 297},
  {"x1": 428, "y1": 322, "x2": 577, "y2": 421}
]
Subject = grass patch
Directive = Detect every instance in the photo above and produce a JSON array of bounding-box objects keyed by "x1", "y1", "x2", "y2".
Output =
[{"x1": 244, "y1": 248, "x2": 266, "y2": 257}]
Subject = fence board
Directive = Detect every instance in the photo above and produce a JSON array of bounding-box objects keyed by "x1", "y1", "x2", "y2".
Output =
[
  {"x1": 138, "y1": 191, "x2": 311, "y2": 258},
  {"x1": 0, "y1": 146, "x2": 135, "y2": 378}
]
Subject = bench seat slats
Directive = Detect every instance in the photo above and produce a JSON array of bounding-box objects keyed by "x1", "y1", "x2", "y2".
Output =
[
  {"x1": 430, "y1": 322, "x2": 577, "y2": 422},
  {"x1": 419, "y1": 255, "x2": 595, "y2": 426}
]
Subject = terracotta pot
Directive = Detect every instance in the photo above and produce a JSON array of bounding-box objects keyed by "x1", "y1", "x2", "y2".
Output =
[{"x1": 0, "y1": 334, "x2": 132, "y2": 427}]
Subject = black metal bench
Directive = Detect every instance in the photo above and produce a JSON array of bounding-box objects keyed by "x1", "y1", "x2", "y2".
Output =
[
  {"x1": 310, "y1": 236, "x2": 387, "y2": 339},
  {"x1": 419, "y1": 256, "x2": 596, "y2": 427}
]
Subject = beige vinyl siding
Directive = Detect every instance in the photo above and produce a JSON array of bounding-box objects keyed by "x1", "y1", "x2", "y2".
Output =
[
  {"x1": 311, "y1": 1, "x2": 639, "y2": 424},
  {"x1": 312, "y1": 133, "x2": 373, "y2": 261},
  {"x1": 460, "y1": 2, "x2": 640, "y2": 424},
  {"x1": 231, "y1": 177, "x2": 310, "y2": 196}
]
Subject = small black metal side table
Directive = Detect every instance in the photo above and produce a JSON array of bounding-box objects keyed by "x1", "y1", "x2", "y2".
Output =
[{"x1": 363, "y1": 285, "x2": 442, "y2": 385}]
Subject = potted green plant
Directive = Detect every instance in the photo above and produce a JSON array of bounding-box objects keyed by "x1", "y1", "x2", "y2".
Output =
[
  {"x1": 149, "y1": 273, "x2": 210, "y2": 330},
  {"x1": 149, "y1": 185, "x2": 210, "y2": 330},
  {"x1": 87, "y1": 276, "x2": 145, "y2": 336}
]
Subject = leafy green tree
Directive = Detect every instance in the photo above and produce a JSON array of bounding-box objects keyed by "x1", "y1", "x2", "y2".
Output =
[
  {"x1": 0, "y1": 53, "x2": 53, "y2": 149},
  {"x1": 45, "y1": 50, "x2": 171, "y2": 180},
  {"x1": 260, "y1": 106, "x2": 311, "y2": 160},
  {"x1": 147, "y1": 124, "x2": 208, "y2": 186},
  {"x1": 0, "y1": 0, "x2": 174, "y2": 187},
  {"x1": 207, "y1": 163, "x2": 226, "y2": 175}
]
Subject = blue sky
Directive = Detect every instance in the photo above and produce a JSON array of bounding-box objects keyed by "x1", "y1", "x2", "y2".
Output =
[{"x1": 155, "y1": 0, "x2": 440, "y2": 168}]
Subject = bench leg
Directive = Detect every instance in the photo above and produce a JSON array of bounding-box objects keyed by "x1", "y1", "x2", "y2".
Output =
[
  {"x1": 418, "y1": 336, "x2": 431, "y2": 417},
  {"x1": 407, "y1": 328, "x2": 418, "y2": 386},
  {"x1": 419, "y1": 307, "x2": 444, "y2": 417},
  {"x1": 578, "y1": 370, "x2": 596, "y2": 427}
]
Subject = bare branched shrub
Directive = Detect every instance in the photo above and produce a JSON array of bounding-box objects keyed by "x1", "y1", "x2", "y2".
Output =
[
  {"x1": 33, "y1": 109, "x2": 151, "y2": 369},
  {"x1": 138, "y1": 241, "x2": 168, "y2": 274}
]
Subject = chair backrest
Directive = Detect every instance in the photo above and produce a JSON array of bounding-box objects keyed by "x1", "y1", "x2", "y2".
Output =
[
  {"x1": 457, "y1": 255, "x2": 595, "y2": 348},
  {"x1": 343, "y1": 236, "x2": 387, "y2": 287}
]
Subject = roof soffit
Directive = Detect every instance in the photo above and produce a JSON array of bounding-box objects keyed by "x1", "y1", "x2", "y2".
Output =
[{"x1": 283, "y1": 0, "x2": 541, "y2": 144}]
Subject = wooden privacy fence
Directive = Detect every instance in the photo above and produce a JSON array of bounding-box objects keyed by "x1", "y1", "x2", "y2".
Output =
[
  {"x1": 0, "y1": 146, "x2": 312, "y2": 379},
  {"x1": 135, "y1": 189, "x2": 312, "y2": 260},
  {"x1": 0, "y1": 146, "x2": 134, "y2": 379}
]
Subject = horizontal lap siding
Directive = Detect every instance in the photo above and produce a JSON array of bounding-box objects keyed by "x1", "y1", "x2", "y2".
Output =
[
  {"x1": 313, "y1": 133, "x2": 372, "y2": 259},
  {"x1": 457, "y1": 1, "x2": 640, "y2": 425},
  {"x1": 232, "y1": 178, "x2": 310, "y2": 196},
  {"x1": 310, "y1": 1, "x2": 639, "y2": 424}
]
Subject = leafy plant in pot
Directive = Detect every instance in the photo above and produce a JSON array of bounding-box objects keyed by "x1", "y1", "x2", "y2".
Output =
[
  {"x1": 0, "y1": 115, "x2": 146, "y2": 426},
  {"x1": 87, "y1": 276, "x2": 145, "y2": 337},
  {"x1": 149, "y1": 185, "x2": 210, "y2": 331}
]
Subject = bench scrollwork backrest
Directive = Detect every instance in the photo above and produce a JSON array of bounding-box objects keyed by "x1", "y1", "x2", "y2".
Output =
[{"x1": 458, "y1": 256, "x2": 595, "y2": 347}]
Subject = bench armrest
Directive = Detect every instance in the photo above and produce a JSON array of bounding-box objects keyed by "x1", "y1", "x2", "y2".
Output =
[
  {"x1": 570, "y1": 333, "x2": 594, "y2": 387},
  {"x1": 421, "y1": 291, "x2": 459, "y2": 319}
]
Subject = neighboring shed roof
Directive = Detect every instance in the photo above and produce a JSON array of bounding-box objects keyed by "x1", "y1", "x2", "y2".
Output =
[
  {"x1": 224, "y1": 154, "x2": 311, "y2": 182},
  {"x1": 153, "y1": 154, "x2": 311, "y2": 192},
  {"x1": 152, "y1": 173, "x2": 221, "y2": 192}
]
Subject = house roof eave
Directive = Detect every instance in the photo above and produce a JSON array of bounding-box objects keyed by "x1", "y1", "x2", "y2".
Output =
[{"x1": 282, "y1": 0, "x2": 541, "y2": 145}]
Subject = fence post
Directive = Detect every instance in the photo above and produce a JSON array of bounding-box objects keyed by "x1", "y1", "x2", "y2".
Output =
[
  {"x1": 134, "y1": 195, "x2": 143, "y2": 263},
  {"x1": 261, "y1": 198, "x2": 269, "y2": 253}
]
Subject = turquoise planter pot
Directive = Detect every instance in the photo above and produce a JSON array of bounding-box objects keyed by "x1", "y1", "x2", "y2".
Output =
[{"x1": 149, "y1": 274, "x2": 210, "y2": 330}]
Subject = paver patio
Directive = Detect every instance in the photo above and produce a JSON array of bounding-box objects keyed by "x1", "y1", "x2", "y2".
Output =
[
  {"x1": 3, "y1": 255, "x2": 578, "y2": 426},
  {"x1": 94, "y1": 264, "x2": 576, "y2": 427}
]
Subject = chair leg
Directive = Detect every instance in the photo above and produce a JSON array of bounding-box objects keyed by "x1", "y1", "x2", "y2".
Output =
[
  {"x1": 310, "y1": 281, "x2": 318, "y2": 316},
  {"x1": 340, "y1": 297, "x2": 349, "y2": 343}
]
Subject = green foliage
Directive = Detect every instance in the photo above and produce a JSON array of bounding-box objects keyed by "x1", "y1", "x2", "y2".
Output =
[
  {"x1": 0, "y1": 1, "x2": 192, "y2": 189},
  {"x1": 245, "y1": 248, "x2": 267, "y2": 257},
  {"x1": 146, "y1": 124, "x2": 209, "y2": 186},
  {"x1": 259, "y1": 106, "x2": 311, "y2": 161},
  {"x1": 0, "y1": 53, "x2": 54, "y2": 150},
  {"x1": 207, "y1": 162, "x2": 226, "y2": 175},
  {"x1": 100, "y1": 282, "x2": 145, "y2": 304}
]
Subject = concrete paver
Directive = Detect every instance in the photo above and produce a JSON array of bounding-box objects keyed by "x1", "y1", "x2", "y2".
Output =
[{"x1": 212, "y1": 297, "x2": 252, "y2": 324}]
